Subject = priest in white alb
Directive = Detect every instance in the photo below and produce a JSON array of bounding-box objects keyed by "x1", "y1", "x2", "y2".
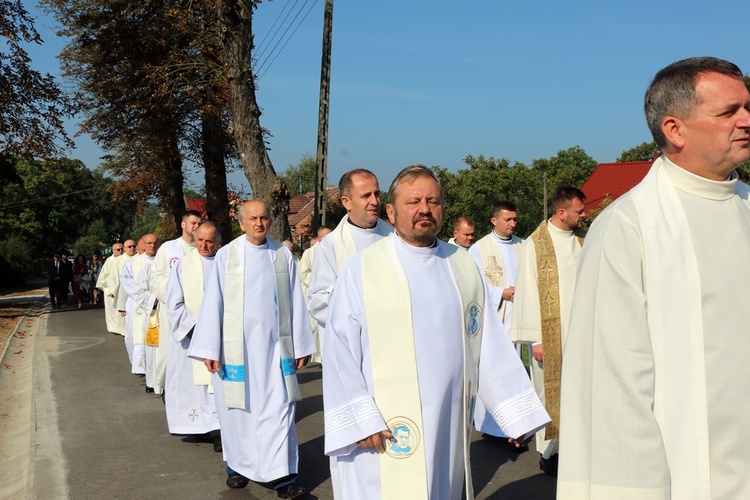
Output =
[
  {"x1": 149, "y1": 210, "x2": 200, "y2": 395},
  {"x1": 509, "y1": 186, "x2": 586, "y2": 476},
  {"x1": 559, "y1": 57, "x2": 750, "y2": 499},
  {"x1": 119, "y1": 235, "x2": 158, "y2": 381},
  {"x1": 95, "y1": 241, "x2": 124, "y2": 335},
  {"x1": 165, "y1": 221, "x2": 221, "y2": 448},
  {"x1": 297, "y1": 225, "x2": 331, "y2": 363},
  {"x1": 114, "y1": 239, "x2": 137, "y2": 336},
  {"x1": 307, "y1": 169, "x2": 393, "y2": 349},
  {"x1": 323, "y1": 165, "x2": 550, "y2": 500},
  {"x1": 188, "y1": 200, "x2": 316, "y2": 499},
  {"x1": 469, "y1": 201, "x2": 523, "y2": 439}
]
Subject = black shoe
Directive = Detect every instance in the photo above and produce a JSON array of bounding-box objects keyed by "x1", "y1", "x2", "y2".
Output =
[
  {"x1": 276, "y1": 483, "x2": 308, "y2": 499},
  {"x1": 145, "y1": 386, "x2": 154, "y2": 393},
  {"x1": 226, "y1": 472, "x2": 249, "y2": 489},
  {"x1": 539, "y1": 454, "x2": 559, "y2": 476},
  {"x1": 213, "y1": 436, "x2": 223, "y2": 452}
]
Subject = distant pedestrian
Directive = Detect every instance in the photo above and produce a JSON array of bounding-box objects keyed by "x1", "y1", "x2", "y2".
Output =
[
  {"x1": 72, "y1": 254, "x2": 88, "y2": 309},
  {"x1": 59, "y1": 250, "x2": 73, "y2": 305},
  {"x1": 47, "y1": 250, "x2": 65, "y2": 308}
]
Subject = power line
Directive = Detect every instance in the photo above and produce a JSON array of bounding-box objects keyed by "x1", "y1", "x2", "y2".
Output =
[
  {"x1": 254, "y1": 0, "x2": 300, "y2": 67},
  {"x1": 255, "y1": 0, "x2": 319, "y2": 81},
  {"x1": 0, "y1": 185, "x2": 104, "y2": 211}
]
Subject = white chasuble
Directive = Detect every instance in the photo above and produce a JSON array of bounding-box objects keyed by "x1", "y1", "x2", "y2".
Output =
[
  {"x1": 121, "y1": 254, "x2": 154, "y2": 375},
  {"x1": 150, "y1": 237, "x2": 196, "y2": 393},
  {"x1": 559, "y1": 157, "x2": 750, "y2": 500},
  {"x1": 131, "y1": 257, "x2": 156, "y2": 382},
  {"x1": 470, "y1": 233, "x2": 523, "y2": 437},
  {"x1": 114, "y1": 253, "x2": 133, "y2": 335},
  {"x1": 96, "y1": 256, "x2": 120, "y2": 334},
  {"x1": 323, "y1": 234, "x2": 548, "y2": 500},
  {"x1": 188, "y1": 235, "x2": 316, "y2": 482},
  {"x1": 164, "y1": 252, "x2": 219, "y2": 435}
]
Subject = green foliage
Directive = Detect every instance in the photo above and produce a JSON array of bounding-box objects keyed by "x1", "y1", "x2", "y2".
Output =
[
  {"x1": 283, "y1": 153, "x2": 317, "y2": 196},
  {"x1": 0, "y1": 0, "x2": 73, "y2": 157},
  {"x1": 0, "y1": 234, "x2": 34, "y2": 287},
  {"x1": 128, "y1": 204, "x2": 162, "y2": 242},
  {"x1": 155, "y1": 215, "x2": 179, "y2": 242},
  {"x1": 438, "y1": 147, "x2": 597, "y2": 240},
  {"x1": 0, "y1": 156, "x2": 138, "y2": 257},
  {"x1": 617, "y1": 141, "x2": 660, "y2": 162}
]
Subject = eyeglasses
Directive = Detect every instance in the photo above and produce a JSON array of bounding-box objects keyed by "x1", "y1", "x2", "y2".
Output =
[
  {"x1": 126, "y1": 245, "x2": 136, "y2": 248},
  {"x1": 113, "y1": 248, "x2": 124, "y2": 251}
]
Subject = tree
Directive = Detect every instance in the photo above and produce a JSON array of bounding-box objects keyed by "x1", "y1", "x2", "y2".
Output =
[
  {"x1": 44, "y1": 0, "x2": 238, "y2": 239},
  {"x1": 0, "y1": 0, "x2": 73, "y2": 157},
  {"x1": 283, "y1": 153, "x2": 317, "y2": 196},
  {"x1": 44, "y1": 0, "x2": 191, "y2": 231},
  {"x1": 218, "y1": 0, "x2": 291, "y2": 241},
  {"x1": 617, "y1": 141, "x2": 660, "y2": 162},
  {"x1": 437, "y1": 156, "x2": 542, "y2": 239},
  {"x1": 0, "y1": 156, "x2": 138, "y2": 262},
  {"x1": 437, "y1": 147, "x2": 597, "y2": 240}
]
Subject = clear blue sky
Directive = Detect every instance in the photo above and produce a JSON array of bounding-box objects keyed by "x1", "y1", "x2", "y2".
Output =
[{"x1": 22, "y1": 0, "x2": 750, "y2": 194}]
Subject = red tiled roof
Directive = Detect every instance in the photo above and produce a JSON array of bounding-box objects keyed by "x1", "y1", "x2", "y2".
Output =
[
  {"x1": 580, "y1": 161, "x2": 654, "y2": 213},
  {"x1": 288, "y1": 188, "x2": 340, "y2": 226}
]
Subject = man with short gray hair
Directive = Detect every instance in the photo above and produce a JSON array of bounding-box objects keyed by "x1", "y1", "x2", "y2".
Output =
[
  {"x1": 559, "y1": 57, "x2": 750, "y2": 498},
  {"x1": 166, "y1": 221, "x2": 222, "y2": 447},
  {"x1": 189, "y1": 201, "x2": 315, "y2": 498}
]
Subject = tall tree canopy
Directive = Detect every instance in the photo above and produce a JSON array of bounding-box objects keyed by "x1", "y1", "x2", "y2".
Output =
[
  {"x1": 617, "y1": 141, "x2": 660, "y2": 162},
  {"x1": 0, "y1": 0, "x2": 72, "y2": 157},
  {"x1": 0, "y1": 155, "x2": 137, "y2": 256},
  {"x1": 43, "y1": 0, "x2": 235, "y2": 237},
  {"x1": 437, "y1": 146, "x2": 597, "y2": 239},
  {"x1": 283, "y1": 153, "x2": 317, "y2": 196}
]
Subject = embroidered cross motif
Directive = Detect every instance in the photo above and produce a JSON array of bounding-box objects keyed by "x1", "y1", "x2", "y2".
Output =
[
  {"x1": 188, "y1": 409, "x2": 199, "y2": 422},
  {"x1": 484, "y1": 256, "x2": 504, "y2": 288}
]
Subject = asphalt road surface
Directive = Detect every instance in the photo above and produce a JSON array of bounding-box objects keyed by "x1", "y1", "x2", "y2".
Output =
[{"x1": 3, "y1": 301, "x2": 556, "y2": 499}]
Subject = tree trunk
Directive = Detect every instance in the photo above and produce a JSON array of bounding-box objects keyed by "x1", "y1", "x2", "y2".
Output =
[
  {"x1": 163, "y1": 121, "x2": 186, "y2": 236},
  {"x1": 217, "y1": 0, "x2": 290, "y2": 241},
  {"x1": 202, "y1": 87, "x2": 233, "y2": 241}
]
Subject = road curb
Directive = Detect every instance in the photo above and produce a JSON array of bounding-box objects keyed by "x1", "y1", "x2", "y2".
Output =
[{"x1": 0, "y1": 300, "x2": 46, "y2": 366}]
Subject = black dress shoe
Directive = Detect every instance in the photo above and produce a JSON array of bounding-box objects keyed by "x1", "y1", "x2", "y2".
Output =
[
  {"x1": 276, "y1": 483, "x2": 308, "y2": 499},
  {"x1": 226, "y1": 472, "x2": 249, "y2": 489},
  {"x1": 539, "y1": 454, "x2": 559, "y2": 476},
  {"x1": 145, "y1": 386, "x2": 154, "y2": 393}
]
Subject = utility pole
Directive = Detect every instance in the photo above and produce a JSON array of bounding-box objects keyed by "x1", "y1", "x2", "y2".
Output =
[
  {"x1": 314, "y1": 0, "x2": 334, "y2": 231},
  {"x1": 542, "y1": 171, "x2": 548, "y2": 220}
]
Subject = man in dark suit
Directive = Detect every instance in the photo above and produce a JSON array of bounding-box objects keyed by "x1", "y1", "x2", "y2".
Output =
[
  {"x1": 48, "y1": 251, "x2": 65, "y2": 308},
  {"x1": 59, "y1": 250, "x2": 73, "y2": 305}
]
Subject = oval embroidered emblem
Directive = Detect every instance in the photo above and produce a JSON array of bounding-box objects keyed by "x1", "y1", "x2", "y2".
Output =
[
  {"x1": 385, "y1": 416, "x2": 420, "y2": 459},
  {"x1": 465, "y1": 301, "x2": 482, "y2": 338}
]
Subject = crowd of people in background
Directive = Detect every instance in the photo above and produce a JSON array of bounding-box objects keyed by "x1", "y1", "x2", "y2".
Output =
[{"x1": 47, "y1": 250, "x2": 103, "y2": 309}]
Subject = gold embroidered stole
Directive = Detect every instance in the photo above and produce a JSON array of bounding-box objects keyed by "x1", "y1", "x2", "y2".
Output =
[{"x1": 530, "y1": 221, "x2": 582, "y2": 439}]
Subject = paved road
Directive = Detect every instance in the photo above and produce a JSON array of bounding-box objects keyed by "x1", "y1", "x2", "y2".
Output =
[{"x1": 3, "y1": 301, "x2": 557, "y2": 499}]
